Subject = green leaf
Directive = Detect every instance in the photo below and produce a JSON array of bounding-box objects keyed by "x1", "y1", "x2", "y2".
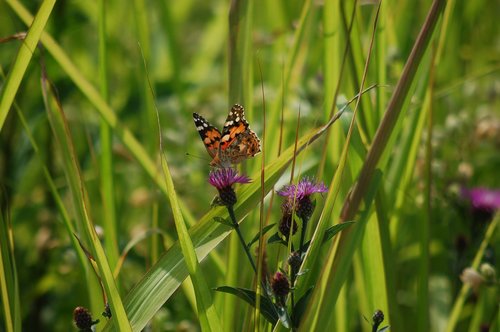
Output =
[
  {"x1": 292, "y1": 286, "x2": 314, "y2": 328},
  {"x1": 267, "y1": 232, "x2": 287, "y2": 246},
  {"x1": 214, "y1": 286, "x2": 278, "y2": 325},
  {"x1": 302, "y1": 221, "x2": 356, "y2": 251},
  {"x1": 322, "y1": 221, "x2": 355, "y2": 243},
  {"x1": 276, "y1": 305, "x2": 291, "y2": 329},
  {"x1": 247, "y1": 223, "x2": 276, "y2": 248},
  {"x1": 213, "y1": 217, "x2": 233, "y2": 228}
]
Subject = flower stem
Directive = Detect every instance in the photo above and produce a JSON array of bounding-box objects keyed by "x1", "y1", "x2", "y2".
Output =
[
  {"x1": 299, "y1": 217, "x2": 309, "y2": 255},
  {"x1": 227, "y1": 205, "x2": 257, "y2": 274},
  {"x1": 226, "y1": 206, "x2": 282, "y2": 321}
]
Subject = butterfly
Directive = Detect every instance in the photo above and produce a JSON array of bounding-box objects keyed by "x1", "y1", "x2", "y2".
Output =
[{"x1": 193, "y1": 104, "x2": 261, "y2": 168}]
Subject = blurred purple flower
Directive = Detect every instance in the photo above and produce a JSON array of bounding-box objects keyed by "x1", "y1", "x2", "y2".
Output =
[{"x1": 461, "y1": 187, "x2": 500, "y2": 212}]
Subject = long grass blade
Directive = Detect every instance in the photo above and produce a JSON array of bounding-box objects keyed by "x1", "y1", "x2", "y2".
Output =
[
  {"x1": 0, "y1": 211, "x2": 21, "y2": 332},
  {"x1": 297, "y1": 0, "x2": 446, "y2": 329},
  {"x1": 40, "y1": 70, "x2": 131, "y2": 331},
  {"x1": 157, "y1": 111, "x2": 222, "y2": 330},
  {"x1": 0, "y1": 0, "x2": 56, "y2": 131},
  {"x1": 97, "y1": 0, "x2": 119, "y2": 272}
]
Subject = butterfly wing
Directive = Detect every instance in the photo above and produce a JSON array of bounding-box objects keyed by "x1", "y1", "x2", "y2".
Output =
[
  {"x1": 193, "y1": 112, "x2": 221, "y2": 159},
  {"x1": 219, "y1": 104, "x2": 261, "y2": 164}
]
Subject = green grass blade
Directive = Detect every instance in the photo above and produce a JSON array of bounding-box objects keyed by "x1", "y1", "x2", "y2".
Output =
[
  {"x1": 5, "y1": 0, "x2": 158, "y2": 190},
  {"x1": 0, "y1": 0, "x2": 56, "y2": 131},
  {"x1": 97, "y1": 0, "x2": 119, "y2": 271},
  {"x1": 159, "y1": 142, "x2": 222, "y2": 330},
  {"x1": 339, "y1": 0, "x2": 445, "y2": 224},
  {"x1": 0, "y1": 70, "x2": 92, "y2": 291},
  {"x1": 297, "y1": 0, "x2": 446, "y2": 329},
  {"x1": 185, "y1": 2, "x2": 228, "y2": 84},
  {"x1": 227, "y1": 1, "x2": 254, "y2": 325},
  {"x1": 265, "y1": 0, "x2": 318, "y2": 160},
  {"x1": 228, "y1": 0, "x2": 253, "y2": 104},
  {"x1": 12, "y1": 104, "x2": 90, "y2": 272},
  {"x1": 0, "y1": 212, "x2": 21, "y2": 332},
  {"x1": 5, "y1": 0, "x2": 177, "y2": 213},
  {"x1": 41, "y1": 75, "x2": 131, "y2": 331}
]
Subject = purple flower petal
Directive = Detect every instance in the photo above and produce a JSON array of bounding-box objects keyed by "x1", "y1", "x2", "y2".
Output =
[
  {"x1": 296, "y1": 178, "x2": 328, "y2": 198},
  {"x1": 277, "y1": 177, "x2": 328, "y2": 200},
  {"x1": 462, "y1": 187, "x2": 500, "y2": 211},
  {"x1": 208, "y1": 168, "x2": 251, "y2": 190},
  {"x1": 277, "y1": 184, "x2": 297, "y2": 198}
]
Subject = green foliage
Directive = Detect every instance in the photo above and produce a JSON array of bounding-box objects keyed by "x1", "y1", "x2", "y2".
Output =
[{"x1": 1, "y1": 0, "x2": 499, "y2": 331}]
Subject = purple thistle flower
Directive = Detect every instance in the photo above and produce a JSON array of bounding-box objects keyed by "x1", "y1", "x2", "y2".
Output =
[
  {"x1": 462, "y1": 187, "x2": 500, "y2": 212},
  {"x1": 278, "y1": 178, "x2": 328, "y2": 220},
  {"x1": 209, "y1": 168, "x2": 251, "y2": 189},
  {"x1": 208, "y1": 168, "x2": 251, "y2": 206},
  {"x1": 277, "y1": 177, "x2": 327, "y2": 200}
]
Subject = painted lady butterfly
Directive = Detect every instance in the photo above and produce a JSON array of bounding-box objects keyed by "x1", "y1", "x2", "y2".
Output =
[{"x1": 193, "y1": 104, "x2": 261, "y2": 168}]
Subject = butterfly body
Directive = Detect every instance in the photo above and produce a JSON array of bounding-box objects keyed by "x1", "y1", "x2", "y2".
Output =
[{"x1": 193, "y1": 104, "x2": 261, "y2": 168}]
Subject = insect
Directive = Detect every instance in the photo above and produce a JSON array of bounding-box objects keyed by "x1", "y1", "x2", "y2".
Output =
[{"x1": 193, "y1": 104, "x2": 261, "y2": 168}]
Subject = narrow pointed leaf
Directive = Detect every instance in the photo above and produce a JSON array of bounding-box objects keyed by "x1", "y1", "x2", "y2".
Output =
[
  {"x1": 214, "y1": 286, "x2": 278, "y2": 325},
  {"x1": 247, "y1": 223, "x2": 276, "y2": 248},
  {"x1": 267, "y1": 232, "x2": 287, "y2": 246}
]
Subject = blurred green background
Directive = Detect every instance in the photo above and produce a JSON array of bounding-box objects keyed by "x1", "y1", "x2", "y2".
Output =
[{"x1": 0, "y1": 0, "x2": 499, "y2": 331}]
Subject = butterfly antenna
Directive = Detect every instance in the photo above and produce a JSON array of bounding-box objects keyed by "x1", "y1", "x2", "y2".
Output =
[{"x1": 185, "y1": 152, "x2": 210, "y2": 163}]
